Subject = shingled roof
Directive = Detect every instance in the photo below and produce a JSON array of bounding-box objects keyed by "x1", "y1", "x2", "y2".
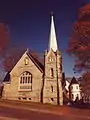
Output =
[
  {"x1": 27, "y1": 49, "x2": 44, "y2": 72},
  {"x1": 3, "y1": 72, "x2": 10, "y2": 82},
  {"x1": 70, "y1": 77, "x2": 79, "y2": 86}
]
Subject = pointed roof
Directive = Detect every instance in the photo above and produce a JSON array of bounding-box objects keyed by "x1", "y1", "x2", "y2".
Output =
[
  {"x1": 49, "y1": 14, "x2": 58, "y2": 52},
  {"x1": 3, "y1": 49, "x2": 44, "y2": 82},
  {"x1": 70, "y1": 77, "x2": 79, "y2": 85},
  {"x1": 27, "y1": 49, "x2": 44, "y2": 72}
]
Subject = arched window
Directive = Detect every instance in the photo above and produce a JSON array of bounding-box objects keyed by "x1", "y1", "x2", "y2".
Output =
[
  {"x1": 50, "y1": 68, "x2": 54, "y2": 78},
  {"x1": 19, "y1": 71, "x2": 32, "y2": 91},
  {"x1": 20, "y1": 71, "x2": 32, "y2": 84}
]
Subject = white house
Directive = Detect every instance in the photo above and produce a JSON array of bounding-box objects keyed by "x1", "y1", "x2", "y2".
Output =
[{"x1": 69, "y1": 77, "x2": 81, "y2": 101}]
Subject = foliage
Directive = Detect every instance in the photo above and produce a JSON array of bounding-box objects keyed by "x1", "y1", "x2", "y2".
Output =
[
  {"x1": 1, "y1": 46, "x2": 25, "y2": 72},
  {"x1": 82, "y1": 72, "x2": 90, "y2": 86},
  {"x1": 0, "y1": 22, "x2": 26, "y2": 72},
  {"x1": 0, "y1": 23, "x2": 10, "y2": 52},
  {"x1": 67, "y1": 4, "x2": 90, "y2": 72},
  {"x1": 80, "y1": 72, "x2": 90, "y2": 96}
]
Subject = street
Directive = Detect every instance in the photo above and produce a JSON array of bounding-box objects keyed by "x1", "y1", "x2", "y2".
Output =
[
  {"x1": 0, "y1": 101, "x2": 90, "y2": 120},
  {"x1": 0, "y1": 105, "x2": 89, "y2": 120}
]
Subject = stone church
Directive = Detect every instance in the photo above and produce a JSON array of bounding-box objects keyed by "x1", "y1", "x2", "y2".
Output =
[{"x1": 2, "y1": 15, "x2": 64, "y2": 105}]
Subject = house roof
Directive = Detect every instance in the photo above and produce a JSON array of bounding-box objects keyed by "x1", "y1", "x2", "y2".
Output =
[
  {"x1": 3, "y1": 72, "x2": 10, "y2": 82},
  {"x1": 65, "y1": 77, "x2": 72, "y2": 83},
  {"x1": 3, "y1": 48, "x2": 44, "y2": 82},
  {"x1": 27, "y1": 49, "x2": 44, "y2": 72},
  {"x1": 70, "y1": 77, "x2": 79, "y2": 85}
]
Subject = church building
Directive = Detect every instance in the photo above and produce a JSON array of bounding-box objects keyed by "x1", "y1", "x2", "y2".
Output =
[{"x1": 2, "y1": 15, "x2": 64, "y2": 105}]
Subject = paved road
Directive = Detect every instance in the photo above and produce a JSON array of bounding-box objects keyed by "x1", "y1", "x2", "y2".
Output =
[{"x1": 0, "y1": 105, "x2": 89, "y2": 120}]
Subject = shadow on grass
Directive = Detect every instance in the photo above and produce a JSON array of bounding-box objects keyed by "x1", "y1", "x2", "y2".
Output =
[{"x1": 69, "y1": 101, "x2": 90, "y2": 110}]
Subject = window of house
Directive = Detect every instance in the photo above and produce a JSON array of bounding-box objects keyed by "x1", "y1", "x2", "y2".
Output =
[
  {"x1": 71, "y1": 86, "x2": 73, "y2": 90},
  {"x1": 24, "y1": 57, "x2": 29, "y2": 65},
  {"x1": 76, "y1": 94, "x2": 79, "y2": 97},
  {"x1": 51, "y1": 98, "x2": 54, "y2": 101},
  {"x1": 72, "y1": 94, "x2": 74, "y2": 99},
  {"x1": 50, "y1": 68, "x2": 54, "y2": 78},
  {"x1": 28, "y1": 98, "x2": 31, "y2": 100},
  {"x1": 19, "y1": 71, "x2": 32, "y2": 91},
  {"x1": 20, "y1": 71, "x2": 32, "y2": 84},
  {"x1": 76, "y1": 86, "x2": 78, "y2": 89},
  {"x1": 20, "y1": 77, "x2": 22, "y2": 84},
  {"x1": 18, "y1": 97, "x2": 21, "y2": 100},
  {"x1": 51, "y1": 85, "x2": 53, "y2": 92},
  {"x1": 49, "y1": 57, "x2": 52, "y2": 62},
  {"x1": 48, "y1": 57, "x2": 55, "y2": 62},
  {"x1": 49, "y1": 57, "x2": 53, "y2": 62},
  {"x1": 22, "y1": 97, "x2": 27, "y2": 100}
]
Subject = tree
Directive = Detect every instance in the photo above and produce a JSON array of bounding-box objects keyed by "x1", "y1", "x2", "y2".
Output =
[
  {"x1": 1, "y1": 46, "x2": 25, "y2": 72},
  {"x1": 67, "y1": 4, "x2": 90, "y2": 72},
  {"x1": 81, "y1": 72, "x2": 90, "y2": 91},
  {"x1": 80, "y1": 72, "x2": 90, "y2": 102},
  {"x1": 0, "y1": 22, "x2": 11, "y2": 75},
  {"x1": 0, "y1": 23, "x2": 27, "y2": 73},
  {"x1": 1, "y1": 45, "x2": 43, "y2": 72},
  {"x1": 0, "y1": 23, "x2": 27, "y2": 72},
  {"x1": 0, "y1": 23, "x2": 10, "y2": 52}
]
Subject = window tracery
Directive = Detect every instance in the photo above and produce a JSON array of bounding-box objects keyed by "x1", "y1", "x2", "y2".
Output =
[{"x1": 19, "y1": 71, "x2": 32, "y2": 91}]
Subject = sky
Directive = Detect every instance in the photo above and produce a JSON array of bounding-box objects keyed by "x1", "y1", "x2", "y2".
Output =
[{"x1": 0, "y1": 0, "x2": 90, "y2": 78}]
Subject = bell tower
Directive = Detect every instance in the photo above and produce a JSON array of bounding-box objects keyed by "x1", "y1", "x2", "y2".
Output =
[{"x1": 43, "y1": 14, "x2": 63, "y2": 105}]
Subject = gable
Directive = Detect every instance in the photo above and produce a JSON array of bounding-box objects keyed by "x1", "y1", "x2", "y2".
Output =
[
  {"x1": 46, "y1": 49, "x2": 56, "y2": 63},
  {"x1": 70, "y1": 77, "x2": 79, "y2": 86},
  {"x1": 10, "y1": 51, "x2": 44, "y2": 75},
  {"x1": 27, "y1": 51, "x2": 44, "y2": 72},
  {"x1": 47, "y1": 49, "x2": 56, "y2": 57}
]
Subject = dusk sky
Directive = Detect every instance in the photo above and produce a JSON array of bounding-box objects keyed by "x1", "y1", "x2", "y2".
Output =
[{"x1": 0, "y1": 0, "x2": 90, "y2": 78}]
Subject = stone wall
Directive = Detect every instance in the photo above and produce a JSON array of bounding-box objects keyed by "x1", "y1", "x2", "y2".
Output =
[{"x1": 2, "y1": 52, "x2": 43, "y2": 102}]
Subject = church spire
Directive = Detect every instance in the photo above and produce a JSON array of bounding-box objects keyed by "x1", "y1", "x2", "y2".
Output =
[{"x1": 49, "y1": 13, "x2": 58, "y2": 52}]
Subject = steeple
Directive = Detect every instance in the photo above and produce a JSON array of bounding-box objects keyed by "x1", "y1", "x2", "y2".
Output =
[{"x1": 49, "y1": 14, "x2": 58, "y2": 52}]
